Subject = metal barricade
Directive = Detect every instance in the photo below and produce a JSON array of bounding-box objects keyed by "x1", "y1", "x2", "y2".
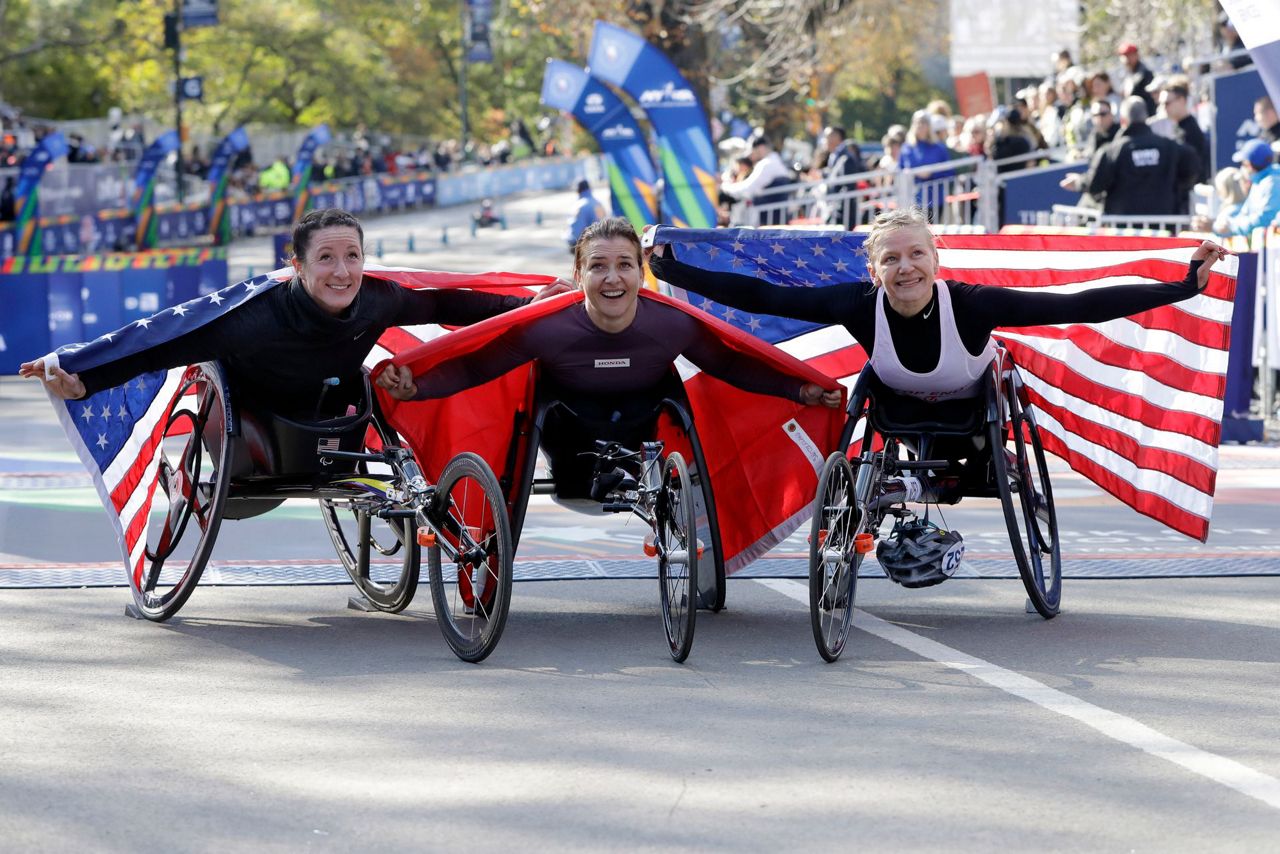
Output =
[{"x1": 726, "y1": 155, "x2": 990, "y2": 230}]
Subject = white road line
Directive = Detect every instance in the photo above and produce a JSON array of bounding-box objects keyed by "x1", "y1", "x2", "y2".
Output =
[{"x1": 757, "y1": 578, "x2": 1280, "y2": 812}]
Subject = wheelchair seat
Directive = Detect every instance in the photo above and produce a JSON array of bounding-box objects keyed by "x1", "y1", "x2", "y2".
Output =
[{"x1": 853, "y1": 362, "x2": 1000, "y2": 496}]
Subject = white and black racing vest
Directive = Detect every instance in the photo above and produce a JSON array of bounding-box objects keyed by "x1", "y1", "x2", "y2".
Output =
[{"x1": 870, "y1": 281, "x2": 996, "y2": 402}]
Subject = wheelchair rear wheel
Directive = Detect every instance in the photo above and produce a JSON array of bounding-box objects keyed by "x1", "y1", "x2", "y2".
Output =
[
  {"x1": 427, "y1": 452, "x2": 514, "y2": 663},
  {"x1": 990, "y1": 388, "x2": 1061, "y2": 618},
  {"x1": 132, "y1": 363, "x2": 231, "y2": 621},
  {"x1": 809, "y1": 452, "x2": 861, "y2": 662},
  {"x1": 656, "y1": 452, "x2": 697, "y2": 662},
  {"x1": 321, "y1": 484, "x2": 420, "y2": 613}
]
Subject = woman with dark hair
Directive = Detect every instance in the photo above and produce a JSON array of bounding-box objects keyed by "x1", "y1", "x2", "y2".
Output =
[
  {"x1": 20, "y1": 208, "x2": 567, "y2": 417},
  {"x1": 383, "y1": 217, "x2": 839, "y2": 497}
]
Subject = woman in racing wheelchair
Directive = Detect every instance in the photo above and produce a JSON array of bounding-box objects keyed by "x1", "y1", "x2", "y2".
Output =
[
  {"x1": 20, "y1": 207, "x2": 568, "y2": 624},
  {"x1": 381, "y1": 217, "x2": 843, "y2": 661},
  {"x1": 649, "y1": 208, "x2": 1232, "y2": 658}
]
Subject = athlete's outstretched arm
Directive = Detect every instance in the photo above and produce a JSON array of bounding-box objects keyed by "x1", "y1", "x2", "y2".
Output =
[
  {"x1": 395, "y1": 286, "x2": 532, "y2": 326},
  {"x1": 392, "y1": 326, "x2": 537, "y2": 401},
  {"x1": 971, "y1": 241, "x2": 1231, "y2": 328},
  {"x1": 648, "y1": 246, "x2": 865, "y2": 326},
  {"x1": 680, "y1": 319, "x2": 839, "y2": 407}
]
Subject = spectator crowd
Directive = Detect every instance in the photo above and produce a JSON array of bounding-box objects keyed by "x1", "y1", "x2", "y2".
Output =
[{"x1": 717, "y1": 5, "x2": 1279, "y2": 233}]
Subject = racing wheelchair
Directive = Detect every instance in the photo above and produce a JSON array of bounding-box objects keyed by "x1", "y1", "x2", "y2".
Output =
[
  {"x1": 495, "y1": 376, "x2": 725, "y2": 662},
  {"x1": 133, "y1": 360, "x2": 514, "y2": 663},
  {"x1": 808, "y1": 346, "x2": 1061, "y2": 661}
]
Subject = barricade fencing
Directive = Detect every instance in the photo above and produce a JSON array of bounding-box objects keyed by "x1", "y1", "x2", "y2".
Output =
[
  {"x1": 0, "y1": 155, "x2": 602, "y2": 261},
  {"x1": 724, "y1": 149, "x2": 1094, "y2": 234},
  {"x1": 1045, "y1": 204, "x2": 1196, "y2": 234}
]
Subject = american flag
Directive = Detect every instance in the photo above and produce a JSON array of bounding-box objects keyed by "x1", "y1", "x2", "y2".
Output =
[
  {"x1": 44, "y1": 265, "x2": 554, "y2": 587},
  {"x1": 649, "y1": 227, "x2": 1239, "y2": 542}
]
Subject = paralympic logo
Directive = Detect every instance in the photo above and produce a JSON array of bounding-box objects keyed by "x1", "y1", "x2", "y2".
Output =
[{"x1": 584, "y1": 93, "x2": 606, "y2": 114}]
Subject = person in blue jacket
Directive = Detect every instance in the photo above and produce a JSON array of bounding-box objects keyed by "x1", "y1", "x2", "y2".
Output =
[
  {"x1": 898, "y1": 111, "x2": 955, "y2": 221},
  {"x1": 566, "y1": 179, "x2": 607, "y2": 253},
  {"x1": 1208, "y1": 140, "x2": 1280, "y2": 238}
]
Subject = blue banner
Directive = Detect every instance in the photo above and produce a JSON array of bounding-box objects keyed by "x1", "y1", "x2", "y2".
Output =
[
  {"x1": 0, "y1": 248, "x2": 227, "y2": 373},
  {"x1": 1000, "y1": 162, "x2": 1085, "y2": 226},
  {"x1": 1211, "y1": 66, "x2": 1268, "y2": 172},
  {"x1": 541, "y1": 60, "x2": 658, "y2": 230},
  {"x1": 153, "y1": 205, "x2": 210, "y2": 245},
  {"x1": 291, "y1": 124, "x2": 331, "y2": 212},
  {"x1": 587, "y1": 21, "x2": 718, "y2": 229},
  {"x1": 1219, "y1": 1, "x2": 1280, "y2": 127},
  {"x1": 133, "y1": 130, "x2": 180, "y2": 249},
  {"x1": 14, "y1": 131, "x2": 69, "y2": 255},
  {"x1": 181, "y1": 0, "x2": 218, "y2": 28},
  {"x1": 467, "y1": 0, "x2": 493, "y2": 63},
  {"x1": 207, "y1": 127, "x2": 250, "y2": 244}
]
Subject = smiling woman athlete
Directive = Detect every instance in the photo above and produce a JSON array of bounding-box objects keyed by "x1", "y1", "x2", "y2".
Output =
[
  {"x1": 380, "y1": 216, "x2": 840, "y2": 498},
  {"x1": 20, "y1": 208, "x2": 568, "y2": 417},
  {"x1": 649, "y1": 207, "x2": 1231, "y2": 409}
]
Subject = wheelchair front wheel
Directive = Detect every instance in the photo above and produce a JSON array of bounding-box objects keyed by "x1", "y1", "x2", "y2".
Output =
[
  {"x1": 321, "y1": 491, "x2": 420, "y2": 613},
  {"x1": 132, "y1": 363, "x2": 231, "y2": 621},
  {"x1": 427, "y1": 452, "x2": 513, "y2": 663},
  {"x1": 809, "y1": 452, "x2": 861, "y2": 662},
  {"x1": 990, "y1": 390, "x2": 1062, "y2": 618},
  {"x1": 656, "y1": 452, "x2": 698, "y2": 663}
]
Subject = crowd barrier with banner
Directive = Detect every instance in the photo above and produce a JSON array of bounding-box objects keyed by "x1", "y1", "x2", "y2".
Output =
[
  {"x1": 433, "y1": 156, "x2": 595, "y2": 207},
  {"x1": 0, "y1": 248, "x2": 227, "y2": 374},
  {"x1": 998, "y1": 160, "x2": 1085, "y2": 227},
  {"x1": 0, "y1": 156, "x2": 598, "y2": 262}
]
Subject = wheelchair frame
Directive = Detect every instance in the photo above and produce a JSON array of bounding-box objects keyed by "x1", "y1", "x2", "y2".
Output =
[
  {"x1": 497, "y1": 377, "x2": 726, "y2": 662},
  {"x1": 808, "y1": 347, "x2": 1062, "y2": 662},
  {"x1": 130, "y1": 360, "x2": 514, "y2": 663}
]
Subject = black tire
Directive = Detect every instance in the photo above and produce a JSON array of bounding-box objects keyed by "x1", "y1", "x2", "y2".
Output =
[
  {"x1": 427, "y1": 452, "x2": 514, "y2": 663},
  {"x1": 809, "y1": 452, "x2": 861, "y2": 662},
  {"x1": 132, "y1": 363, "x2": 231, "y2": 621},
  {"x1": 656, "y1": 452, "x2": 697, "y2": 662},
  {"x1": 689, "y1": 462, "x2": 725, "y2": 613},
  {"x1": 320, "y1": 487, "x2": 420, "y2": 613},
  {"x1": 990, "y1": 380, "x2": 1062, "y2": 618}
]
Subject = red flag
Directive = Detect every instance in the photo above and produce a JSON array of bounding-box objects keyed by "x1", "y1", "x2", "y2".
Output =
[{"x1": 378, "y1": 290, "x2": 845, "y2": 573}]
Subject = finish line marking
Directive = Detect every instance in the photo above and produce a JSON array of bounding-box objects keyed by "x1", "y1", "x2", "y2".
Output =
[{"x1": 757, "y1": 579, "x2": 1280, "y2": 812}]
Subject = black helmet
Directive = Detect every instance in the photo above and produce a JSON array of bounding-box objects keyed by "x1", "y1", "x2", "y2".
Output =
[{"x1": 876, "y1": 521, "x2": 965, "y2": 588}]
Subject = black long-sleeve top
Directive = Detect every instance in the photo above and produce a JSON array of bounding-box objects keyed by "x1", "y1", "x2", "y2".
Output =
[
  {"x1": 649, "y1": 253, "x2": 1205, "y2": 376},
  {"x1": 79, "y1": 277, "x2": 529, "y2": 417},
  {"x1": 413, "y1": 298, "x2": 806, "y2": 416}
]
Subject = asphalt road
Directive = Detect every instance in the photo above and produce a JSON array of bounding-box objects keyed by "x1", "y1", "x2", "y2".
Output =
[{"x1": 2, "y1": 191, "x2": 1279, "y2": 850}]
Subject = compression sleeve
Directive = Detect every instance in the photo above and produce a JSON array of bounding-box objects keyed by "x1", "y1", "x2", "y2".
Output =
[
  {"x1": 678, "y1": 320, "x2": 806, "y2": 402},
  {"x1": 967, "y1": 260, "x2": 1206, "y2": 328},
  {"x1": 395, "y1": 287, "x2": 531, "y2": 327},
  {"x1": 649, "y1": 254, "x2": 866, "y2": 325},
  {"x1": 410, "y1": 327, "x2": 536, "y2": 400},
  {"x1": 77, "y1": 320, "x2": 232, "y2": 398}
]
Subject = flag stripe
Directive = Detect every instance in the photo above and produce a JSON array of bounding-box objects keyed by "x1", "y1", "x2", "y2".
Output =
[
  {"x1": 1002, "y1": 337, "x2": 1225, "y2": 442},
  {"x1": 1020, "y1": 380, "x2": 1217, "y2": 495},
  {"x1": 1004, "y1": 325, "x2": 1228, "y2": 397}
]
